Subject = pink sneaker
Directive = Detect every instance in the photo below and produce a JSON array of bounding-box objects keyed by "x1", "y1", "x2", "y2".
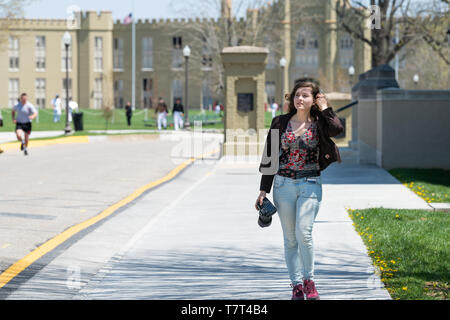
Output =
[
  {"x1": 303, "y1": 280, "x2": 320, "y2": 300},
  {"x1": 291, "y1": 284, "x2": 304, "y2": 300}
]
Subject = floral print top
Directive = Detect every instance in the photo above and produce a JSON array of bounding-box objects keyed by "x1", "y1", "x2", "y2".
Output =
[{"x1": 277, "y1": 120, "x2": 321, "y2": 179}]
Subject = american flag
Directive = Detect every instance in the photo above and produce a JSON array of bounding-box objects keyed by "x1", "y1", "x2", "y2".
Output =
[{"x1": 123, "y1": 13, "x2": 133, "y2": 25}]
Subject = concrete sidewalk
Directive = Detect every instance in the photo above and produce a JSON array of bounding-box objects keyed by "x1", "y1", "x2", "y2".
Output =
[
  {"x1": 3, "y1": 154, "x2": 433, "y2": 300},
  {"x1": 0, "y1": 131, "x2": 63, "y2": 144}
]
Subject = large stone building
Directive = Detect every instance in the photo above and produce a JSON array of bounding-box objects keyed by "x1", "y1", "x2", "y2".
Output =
[{"x1": 0, "y1": 0, "x2": 370, "y2": 110}]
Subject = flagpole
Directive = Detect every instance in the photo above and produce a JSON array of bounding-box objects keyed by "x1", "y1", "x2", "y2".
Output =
[
  {"x1": 132, "y1": 1, "x2": 136, "y2": 111},
  {"x1": 394, "y1": 24, "x2": 399, "y2": 82}
]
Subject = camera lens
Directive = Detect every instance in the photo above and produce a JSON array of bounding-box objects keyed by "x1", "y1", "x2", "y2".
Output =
[{"x1": 258, "y1": 215, "x2": 272, "y2": 228}]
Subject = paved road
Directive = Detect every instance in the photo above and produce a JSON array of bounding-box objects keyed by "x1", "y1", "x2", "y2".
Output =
[
  {"x1": 0, "y1": 131, "x2": 63, "y2": 144},
  {"x1": 0, "y1": 132, "x2": 222, "y2": 277},
  {"x1": 1, "y1": 143, "x2": 430, "y2": 299}
]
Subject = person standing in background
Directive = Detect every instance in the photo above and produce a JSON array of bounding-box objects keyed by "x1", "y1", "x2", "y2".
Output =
[
  {"x1": 68, "y1": 98, "x2": 78, "y2": 122},
  {"x1": 271, "y1": 100, "x2": 279, "y2": 119},
  {"x1": 125, "y1": 102, "x2": 133, "y2": 127},
  {"x1": 172, "y1": 98, "x2": 184, "y2": 131},
  {"x1": 155, "y1": 98, "x2": 168, "y2": 131},
  {"x1": 52, "y1": 95, "x2": 62, "y2": 123}
]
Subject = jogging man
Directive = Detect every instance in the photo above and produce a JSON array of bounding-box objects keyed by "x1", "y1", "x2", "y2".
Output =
[{"x1": 12, "y1": 93, "x2": 38, "y2": 156}]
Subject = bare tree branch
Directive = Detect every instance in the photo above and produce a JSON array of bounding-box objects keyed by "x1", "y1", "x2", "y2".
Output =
[{"x1": 336, "y1": 0, "x2": 449, "y2": 66}]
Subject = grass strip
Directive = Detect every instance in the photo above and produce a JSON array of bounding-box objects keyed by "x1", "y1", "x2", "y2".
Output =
[{"x1": 347, "y1": 207, "x2": 449, "y2": 300}]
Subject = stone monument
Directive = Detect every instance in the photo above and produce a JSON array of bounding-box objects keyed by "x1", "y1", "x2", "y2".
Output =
[{"x1": 221, "y1": 46, "x2": 268, "y2": 157}]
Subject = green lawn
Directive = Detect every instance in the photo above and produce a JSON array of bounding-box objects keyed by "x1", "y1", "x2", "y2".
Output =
[
  {"x1": 347, "y1": 208, "x2": 449, "y2": 300},
  {"x1": 389, "y1": 168, "x2": 450, "y2": 203},
  {"x1": 0, "y1": 108, "x2": 277, "y2": 132}
]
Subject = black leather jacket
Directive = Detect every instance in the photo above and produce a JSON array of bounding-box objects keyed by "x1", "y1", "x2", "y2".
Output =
[{"x1": 259, "y1": 107, "x2": 344, "y2": 193}]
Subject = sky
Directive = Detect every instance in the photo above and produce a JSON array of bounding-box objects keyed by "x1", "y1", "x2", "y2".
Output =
[
  {"x1": 22, "y1": 0, "x2": 262, "y2": 21},
  {"x1": 23, "y1": 0, "x2": 191, "y2": 20}
]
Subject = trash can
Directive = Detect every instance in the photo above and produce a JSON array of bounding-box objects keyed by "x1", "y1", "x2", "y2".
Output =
[{"x1": 73, "y1": 112, "x2": 84, "y2": 131}]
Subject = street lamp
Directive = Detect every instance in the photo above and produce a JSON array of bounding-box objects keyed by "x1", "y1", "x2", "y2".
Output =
[
  {"x1": 280, "y1": 57, "x2": 286, "y2": 114},
  {"x1": 183, "y1": 45, "x2": 191, "y2": 128},
  {"x1": 348, "y1": 65, "x2": 355, "y2": 92},
  {"x1": 63, "y1": 31, "x2": 72, "y2": 135},
  {"x1": 413, "y1": 74, "x2": 419, "y2": 89}
]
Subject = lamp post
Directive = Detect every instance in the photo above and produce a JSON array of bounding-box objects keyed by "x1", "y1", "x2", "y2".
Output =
[
  {"x1": 413, "y1": 74, "x2": 419, "y2": 89},
  {"x1": 280, "y1": 57, "x2": 286, "y2": 113},
  {"x1": 63, "y1": 31, "x2": 72, "y2": 135},
  {"x1": 183, "y1": 45, "x2": 191, "y2": 128},
  {"x1": 348, "y1": 65, "x2": 355, "y2": 93}
]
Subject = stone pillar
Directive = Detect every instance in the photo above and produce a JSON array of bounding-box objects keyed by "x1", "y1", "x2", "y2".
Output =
[
  {"x1": 221, "y1": 46, "x2": 268, "y2": 156},
  {"x1": 351, "y1": 64, "x2": 399, "y2": 164},
  {"x1": 324, "y1": 0, "x2": 338, "y2": 92}
]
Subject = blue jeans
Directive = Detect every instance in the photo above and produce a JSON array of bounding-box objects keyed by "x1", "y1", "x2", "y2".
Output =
[
  {"x1": 53, "y1": 110, "x2": 61, "y2": 123},
  {"x1": 273, "y1": 174, "x2": 322, "y2": 285}
]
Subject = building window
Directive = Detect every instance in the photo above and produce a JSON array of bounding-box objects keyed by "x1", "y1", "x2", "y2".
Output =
[
  {"x1": 61, "y1": 35, "x2": 73, "y2": 72},
  {"x1": 265, "y1": 81, "x2": 276, "y2": 104},
  {"x1": 114, "y1": 80, "x2": 124, "y2": 108},
  {"x1": 172, "y1": 79, "x2": 183, "y2": 104},
  {"x1": 8, "y1": 79, "x2": 19, "y2": 108},
  {"x1": 9, "y1": 37, "x2": 19, "y2": 71},
  {"x1": 339, "y1": 33, "x2": 354, "y2": 68},
  {"x1": 35, "y1": 78, "x2": 46, "y2": 108},
  {"x1": 35, "y1": 36, "x2": 46, "y2": 71},
  {"x1": 295, "y1": 28, "x2": 319, "y2": 68},
  {"x1": 172, "y1": 37, "x2": 183, "y2": 69},
  {"x1": 142, "y1": 78, "x2": 153, "y2": 108},
  {"x1": 94, "y1": 78, "x2": 103, "y2": 109},
  {"x1": 94, "y1": 37, "x2": 103, "y2": 72},
  {"x1": 142, "y1": 37, "x2": 153, "y2": 70},
  {"x1": 201, "y1": 36, "x2": 212, "y2": 70},
  {"x1": 113, "y1": 38, "x2": 124, "y2": 70},
  {"x1": 62, "y1": 78, "x2": 72, "y2": 108}
]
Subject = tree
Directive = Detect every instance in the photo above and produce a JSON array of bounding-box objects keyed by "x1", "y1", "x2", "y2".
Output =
[
  {"x1": 335, "y1": 0, "x2": 449, "y2": 67},
  {"x1": 169, "y1": 0, "x2": 285, "y2": 100},
  {"x1": 0, "y1": 0, "x2": 29, "y2": 18},
  {"x1": 0, "y1": 0, "x2": 34, "y2": 45}
]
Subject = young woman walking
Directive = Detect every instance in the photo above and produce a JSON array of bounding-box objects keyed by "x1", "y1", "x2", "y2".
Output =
[{"x1": 255, "y1": 81, "x2": 344, "y2": 300}]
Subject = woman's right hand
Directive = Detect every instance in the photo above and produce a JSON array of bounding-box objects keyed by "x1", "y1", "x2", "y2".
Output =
[{"x1": 255, "y1": 191, "x2": 267, "y2": 211}]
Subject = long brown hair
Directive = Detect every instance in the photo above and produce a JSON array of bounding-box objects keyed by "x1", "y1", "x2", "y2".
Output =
[{"x1": 287, "y1": 81, "x2": 321, "y2": 120}]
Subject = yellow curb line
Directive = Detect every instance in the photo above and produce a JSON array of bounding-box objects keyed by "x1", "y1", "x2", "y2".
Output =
[
  {"x1": 1, "y1": 136, "x2": 90, "y2": 152},
  {"x1": 0, "y1": 147, "x2": 220, "y2": 290}
]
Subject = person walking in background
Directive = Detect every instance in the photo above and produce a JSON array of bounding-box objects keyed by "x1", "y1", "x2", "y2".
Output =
[
  {"x1": 52, "y1": 94, "x2": 62, "y2": 123},
  {"x1": 256, "y1": 81, "x2": 344, "y2": 300},
  {"x1": 12, "y1": 93, "x2": 38, "y2": 156},
  {"x1": 271, "y1": 100, "x2": 279, "y2": 119},
  {"x1": 125, "y1": 102, "x2": 133, "y2": 127},
  {"x1": 172, "y1": 98, "x2": 184, "y2": 131},
  {"x1": 155, "y1": 97, "x2": 168, "y2": 131},
  {"x1": 214, "y1": 101, "x2": 221, "y2": 115}
]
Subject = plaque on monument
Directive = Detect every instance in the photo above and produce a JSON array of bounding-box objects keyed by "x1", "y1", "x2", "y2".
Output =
[{"x1": 237, "y1": 93, "x2": 254, "y2": 112}]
